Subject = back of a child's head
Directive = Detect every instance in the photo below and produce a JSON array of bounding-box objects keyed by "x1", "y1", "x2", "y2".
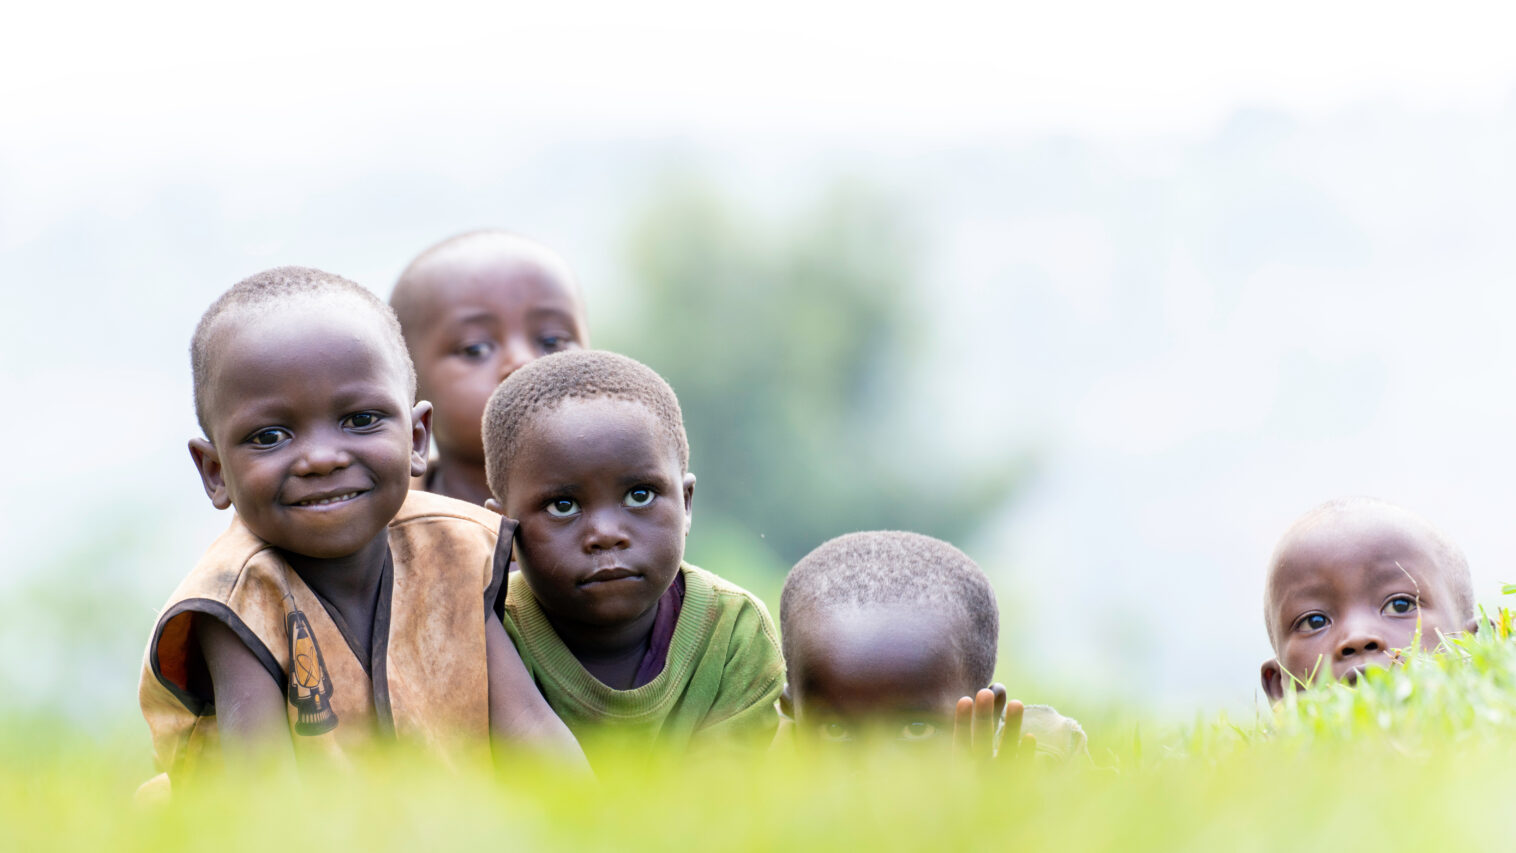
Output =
[
  {"x1": 480, "y1": 349, "x2": 688, "y2": 503},
  {"x1": 781, "y1": 530, "x2": 998, "y2": 692},
  {"x1": 191, "y1": 265, "x2": 414, "y2": 438}
]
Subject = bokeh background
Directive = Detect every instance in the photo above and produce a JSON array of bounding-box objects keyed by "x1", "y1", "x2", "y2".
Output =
[{"x1": 5, "y1": 1, "x2": 1516, "y2": 735}]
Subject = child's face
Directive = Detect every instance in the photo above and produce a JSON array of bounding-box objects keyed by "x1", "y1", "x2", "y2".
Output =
[
  {"x1": 404, "y1": 257, "x2": 586, "y2": 467},
  {"x1": 1262, "y1": 514, "x2": 1472, "y2": 700},
  {"x1": 189, "y1": 309, "x2": 428, "y2": 560},
  {"x1": 500, "y1": 397, "x2": 693, "y2": 628},
  {"x1": 784, "y1": 604, "x2": 973, "y2": 751}
]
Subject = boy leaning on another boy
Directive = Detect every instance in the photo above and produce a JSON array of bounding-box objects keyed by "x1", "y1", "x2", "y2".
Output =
[{"x1": 138, "y1": 267, "x2": 587, "y2": 796}]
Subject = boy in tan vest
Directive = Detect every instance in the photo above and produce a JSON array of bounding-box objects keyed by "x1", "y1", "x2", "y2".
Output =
[{"x1": 139, "y1": 266, "x2": 585, "y2": 793}]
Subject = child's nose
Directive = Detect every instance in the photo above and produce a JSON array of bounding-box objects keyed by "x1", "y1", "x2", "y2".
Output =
[
  {"x1": 498, "y1": 337, "x2": 536, "y2": 382},
  {"x1": 292, "y1": 436, "x2": 352, "y2": 476},
  {"x1": 582, "y1": 507, "x2": 630, "y2": 551},
  {"x1": 1334, "y1": 624, "x2": 1387, "y2": 660}
]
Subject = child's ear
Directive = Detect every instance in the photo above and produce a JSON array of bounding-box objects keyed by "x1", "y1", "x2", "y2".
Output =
[
  {"x1": 188, "y1": 438, "x2": 232, "y2": 510},
  {"x1": 681, "y1": 473, "x2": 696, "y2": 536},
  {"x1": 409, "y1": 401, "x2": 433, "y2": 478},
  {"x1": 778, "y1": 684, "x2": 794, "y2": 720},
  {"x1": 484, "y1": 498, "x2": 503, "y2": 514},
  {"x1": 1260, "y1": 659, "x2": 1286, "y2": 703}
]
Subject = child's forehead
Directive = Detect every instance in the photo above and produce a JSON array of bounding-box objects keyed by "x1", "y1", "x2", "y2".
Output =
[
  {"x1": 518, "y1": 396, "x2": 670, "y2": 455},
  {"x1": 206, "y1": 304, "x2": 410, "y2": 406},
  {"x1": 399, "y1": 244, "x2": 581, "y2": 318},
  {"x1": 1267, "y1": 513, "x2": 1456, "y2": 608}
]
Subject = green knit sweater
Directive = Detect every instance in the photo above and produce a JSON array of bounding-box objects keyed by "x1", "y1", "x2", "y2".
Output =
[{"x1": 502, "y1": 563, "x2": 783, "y2": 761}]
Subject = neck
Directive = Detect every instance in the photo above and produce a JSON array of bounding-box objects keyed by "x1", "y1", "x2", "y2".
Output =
[
  {"x1": 282, "y1": 530, "x2": 389, "y2": 606},
  {"x1": 544, "y1": 603, "x2": 660, "y2": 664},
  {"x1": 427, "y1": 456, "x2": 494, "y2": 506}
]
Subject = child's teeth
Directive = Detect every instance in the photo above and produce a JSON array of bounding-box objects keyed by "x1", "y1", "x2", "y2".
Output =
[{"x1": 306, "y1": 492, "x2": 357, "y2": 506}]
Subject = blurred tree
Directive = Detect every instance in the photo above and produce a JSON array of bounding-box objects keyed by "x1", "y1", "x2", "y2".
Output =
[{"x1": 605, "y1": 178, "x2": 1024, "y2": 574}]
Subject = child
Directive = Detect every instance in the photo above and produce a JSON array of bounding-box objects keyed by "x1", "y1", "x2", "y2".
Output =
[
  {"x1": 390, "y1": 231, "x2": 588, "y2": 505},
  {"x1": 480, "y1": 350, "x2": 784, "y2": 762},
  {"x1": 1260, "y1": 496, "x2": 1479, "y2": 701},
  {"x1": 778, "y1": 531, "x2": 1086, "y2": 762},
  {"x1": 139, "y1": 267, "x2": 584, "y2": 789}
]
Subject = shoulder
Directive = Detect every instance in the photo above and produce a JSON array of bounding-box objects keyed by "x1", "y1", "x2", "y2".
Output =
[
  {"x1": 679, "y1": 564, "x2": 781, "y2": 655},
  {"x1": 390, "y1": 489, "x2": 503, "y2": 535},
  {"x1": 388, "y1": 491, "x2": 506, "y2": 583},
  {"x1": 146, "y1": 517, "x2": 290, "y2": 713}
]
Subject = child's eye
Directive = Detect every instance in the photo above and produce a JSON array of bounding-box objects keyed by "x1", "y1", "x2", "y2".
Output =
[
  {"x1": 458, "y1": 341, "x2": 494, "y2": 360},
  {"x1": 344, "y1": 412, "x2": 382, "y2": 430},
  {"x1": 899, "y1": 721, "x2": 937, "y2": 741},
  {"x1": 540, "y1": 334, "x2": 577, "y2": 352},
  {"x1": 247, "y1": 428, "x2": 290, "y2": 447},
  {"x1": 545, "y1": 499, "x2": 579, "y2": 518},
  {"x1": 819, "y1": 722, "x2": 851, "y2": 742},
  {"x1": 1294, "y1": 613, "x2": 1329, "y2": 633},
  {"x1": 1383, "y1": 596, "x2": 1418, "y2": 616},
  {"x1": 623, "y1": 488, "x2": 655, "y2": 508}
]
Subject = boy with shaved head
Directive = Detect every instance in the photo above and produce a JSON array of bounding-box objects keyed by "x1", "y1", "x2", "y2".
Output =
[
  {"x1": 391, "y1": 231, "x2": 588, "y2": 505},
  {"x1": 779, "y1": 531, "x2": 1086, "y2": 762},
  {"x1": 140, "y1": 267, "x2": 584, "y2": 793},
  {"x1": 481, "y1": 349, "x2": 784, "y2": 764},
  {"x1": 1261, "y1": 497, "x2": 1478, "y2": 701}
]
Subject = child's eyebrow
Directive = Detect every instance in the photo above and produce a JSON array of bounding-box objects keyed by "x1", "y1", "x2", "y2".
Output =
[
  {"x1": 617, "y1": 470, "x2": 675, "y2": 487},
  {"x1": 525, "y1": 307, "x2": 580, "y2": 323}
]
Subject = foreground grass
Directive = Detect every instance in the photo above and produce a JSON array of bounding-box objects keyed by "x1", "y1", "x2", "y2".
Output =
[{"x1": 7, "y1": 617, "x2": 1516, "y2": 851}]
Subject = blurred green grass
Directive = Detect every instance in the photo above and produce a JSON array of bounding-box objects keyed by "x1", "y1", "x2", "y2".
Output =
[{"x1": 6, "y1": 614, "x2": 1516, "y2": 851}]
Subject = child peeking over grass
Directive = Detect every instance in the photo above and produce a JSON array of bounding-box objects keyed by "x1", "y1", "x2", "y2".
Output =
[
  {"x1": 777, "y1": 531, "x2": 1086, "y2": 763},
  {"x1": 390, "y1": 231, "x2": 589, "y2": 506},
  {"x1": 1261, "y1": 496, "x2": 1479, "y2": 701},
  {"x1": 481, "y1": 350, "x2": 784, "y2": 764},
  {"x1": 139, "y1": 268, "x2": 585, "y2": 794}
]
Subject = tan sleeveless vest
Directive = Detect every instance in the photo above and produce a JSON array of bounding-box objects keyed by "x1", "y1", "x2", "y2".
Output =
[{"x1": 139, "y1": 490, "x2": 509, "y2": 783}]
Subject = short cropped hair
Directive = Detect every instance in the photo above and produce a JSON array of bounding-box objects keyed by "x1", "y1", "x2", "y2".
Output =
[
  {"x1": 1263, "y1": 496, "x2": 1476, "y2": 647},
  {"x1": 482, "y1": 350, "x2": 688, "y2": 501},
  {"x1": 389, "y1": 229, "x2": 582, "y2": 337},
  {"x1": 190, "y1": 266, "x2": 416, "y2": 436},
  {"x1": 780, "y1": 531, "x2": 999, "y2": 689}
]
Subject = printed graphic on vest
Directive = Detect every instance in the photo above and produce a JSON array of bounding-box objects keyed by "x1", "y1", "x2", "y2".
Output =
[{"x1": 286, "y1": 606, "x2": 338, "y2": 735}]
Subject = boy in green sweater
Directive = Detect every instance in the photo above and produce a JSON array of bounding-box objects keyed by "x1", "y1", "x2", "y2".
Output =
[
  {"x1": 778, "y1": 531, "x2": 1086, "y2": 763},
  {"x1": 480, "y1": 350, "x2": 783, "y2": 763}
]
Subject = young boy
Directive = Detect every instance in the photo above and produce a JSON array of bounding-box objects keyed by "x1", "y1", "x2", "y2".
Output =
[
  {"x1": 390, "y1": 231, "x2": 588, "y2": 505},
  {"x1": 139, "y1": 267, "x2": 584, "y2": 789},
  {"x1": 480, "y1": 350, "x2": 784, "y2": 762},
  {"x1": 778, "y1": 531, "x2": 1086, "y2": 763},
  {"x1": 1260, "y1": 496, "x2": 1479, "y2": 701}
]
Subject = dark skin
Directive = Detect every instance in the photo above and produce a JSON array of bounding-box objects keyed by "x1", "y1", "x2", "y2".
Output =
[
  {"x1": 1260, "y1": 504, "x2": 1477, "y2": 702},
  {"x1": 392, "y1": 238, "x2": 588, "y2": 506},
  {"x1": 780, "y1": 604, "x2": 1028, "y2": 762},
  {"x1": 189, "y1": 305, "x2": 586, "y2": 770},
  {"x1": 487, "y1": 397, "x2": 694, "y2": 690}
]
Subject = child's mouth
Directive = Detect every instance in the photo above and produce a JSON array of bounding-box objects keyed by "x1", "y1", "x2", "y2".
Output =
[
  {"x1": 582, "y1": 567, "x2": 639, "y2": 585},
  {"x1": 291, "y1": 491, "x2": 364, "y2": 508}
]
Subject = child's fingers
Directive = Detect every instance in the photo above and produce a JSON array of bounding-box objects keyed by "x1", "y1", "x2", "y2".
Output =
[
  {"x1": 953, "y1": 695, "x2": 975, "y2": 756},
  {"x1": 1002, "y1": 700, "x2": 1025, "y2": 761},
  {"x1": 972, "y1": 688, "x2": 997, "y2": 758}
]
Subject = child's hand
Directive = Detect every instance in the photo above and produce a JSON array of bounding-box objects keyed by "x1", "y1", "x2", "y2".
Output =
[{"x1": 952, "y1": 684, "x2": 1029, "y2": 763}]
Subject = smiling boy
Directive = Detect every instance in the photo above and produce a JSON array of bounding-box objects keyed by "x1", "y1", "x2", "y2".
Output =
[
  {"x1": 1261, "y1": 497, "x2": 1478, "y2": 701},
  {"x1": 481, "y1": 350, "x2": 783, "y2": 762},
  {"x1": 139, "y1": 267, "x2": 583, "y2": 788},
  {"x1": 390, "y1": 231, "x2": 588, "y2": 505},
  {"x1": 778, "y1": 531, "x2": 1086, "y2": 762}
]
